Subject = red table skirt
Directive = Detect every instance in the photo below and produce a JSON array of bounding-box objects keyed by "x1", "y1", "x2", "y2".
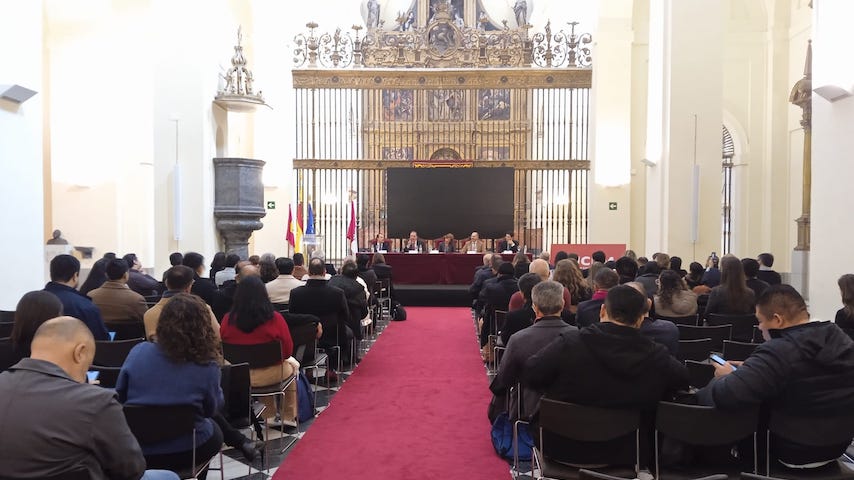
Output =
[{"x1": 379, "y1": 253, "x2": 527, "y2": 285}]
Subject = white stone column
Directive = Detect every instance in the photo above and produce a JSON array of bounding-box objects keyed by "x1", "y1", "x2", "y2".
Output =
[
  {"x1": 0, "y1": 0, "x2": 44, "y2": 306},
  {"x1": 588, "y1": 0, "x2": 633, "y2": 245},
  {"x1": 644, "y1": 0, "x2": 723, "y2": 261},
  {"x1": 808, "y1": 1, "x2": 854, "y2": 319}
]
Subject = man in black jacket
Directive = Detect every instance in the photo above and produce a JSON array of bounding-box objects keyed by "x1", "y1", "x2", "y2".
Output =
[
  {"x1": 478, "y1": 262, "x2": 519, "y2": 347},
  {"x1": 289, "y1": 258, "x2": 351, "y2": 380},
  {"x1": 328, "y1": 260, "x2": 368, "y2": 347},
  {"x1": 523, "y1": 284, "x2": 689, "y2": 465},
  {"x1": 575, "y1": 268, "x2": 619, "y2": 328},
  {"x1": 698, "y1": 285, "x2": 854, "y2": 468}
]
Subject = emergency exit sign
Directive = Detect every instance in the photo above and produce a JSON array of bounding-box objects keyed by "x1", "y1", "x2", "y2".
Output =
[
  {"x1": 266, "y1": 201, "x2": 276, "y2": 210},
  {"x1": 608, "y1": 202, "x2": 618, "y2": 211}
]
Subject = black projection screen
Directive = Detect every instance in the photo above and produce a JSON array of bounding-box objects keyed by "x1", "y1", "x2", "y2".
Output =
[{"x1": 386, "y1": 167, "x2": 514, "y2": 239}]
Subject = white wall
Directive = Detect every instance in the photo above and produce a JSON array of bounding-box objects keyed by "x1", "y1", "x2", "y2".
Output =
[
  {"x1": 809, "y1": 0, "x2": 854, "y2": 320},
  {"x1": 0, "y1": 0, "x2": 45, "y2": 308}
]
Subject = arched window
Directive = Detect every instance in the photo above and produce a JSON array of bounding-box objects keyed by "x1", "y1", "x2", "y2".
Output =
[{"x1": 721, "y1": 125, "x2": 735, "y2": 254}]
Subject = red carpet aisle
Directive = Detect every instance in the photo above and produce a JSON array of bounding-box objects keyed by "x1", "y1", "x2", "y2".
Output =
[{"x1": 273, "y1": 307, "x2": 511, "y2": 479}]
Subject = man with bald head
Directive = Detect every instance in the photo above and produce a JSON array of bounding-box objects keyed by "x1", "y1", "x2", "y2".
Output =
[
  {"x1": 508, "y1": 258, "x2": 573, "y2": 318},
  {"x1": 0, "y1": 317, "x2": 156, "y2": 479}
]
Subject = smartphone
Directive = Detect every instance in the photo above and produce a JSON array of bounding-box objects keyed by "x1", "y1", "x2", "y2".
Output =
[
  {"x1": 710, "y1": 354, "x2": 736, "y2": 370},
  {"x1": 86, "y1": 371, "x2": 100, "y2": 383}
]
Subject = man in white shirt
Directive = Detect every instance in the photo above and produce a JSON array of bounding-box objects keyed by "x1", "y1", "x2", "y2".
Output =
[
  {"x1": 214, "y1": 253, "x2": 240, "y2": 287},
  {"x1": 266, "y1": 257, "x2": 305, "y2": 304}
]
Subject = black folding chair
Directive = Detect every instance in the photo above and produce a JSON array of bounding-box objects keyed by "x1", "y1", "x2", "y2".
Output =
[
  {"x1": 0, "y1": 337, "x2": 17, "y2": 373},
  {"x1": 686, "y1": 360, "x2": 715, "y2": 389},
  {"x1": 220, "y1": 362, "x2": 255, "y2": 475},
  {"x1": 580, "y1": 469, "x2": 726, "y2": 480},
  {"x1": 0, "y1": 310, "x2": 14, "y2": 323},
  {"x1": 103, "y1": 321, "x2": 146, "y2": 341},
  {"x1": 655, "y1": 401, "x2": 759, "y2": 478},
  {"x1": 678, "y1": 324, "x2": 732, "y2": 351},
  {"x1": 0, "y1": 467, "x2": 92, "y2": 480},
  {"x1": 88, "y1": 365, "x2": 121, "y2": 388},
  {"x1": 658, "y1": 314, "x2": 700, "y2": 326},
  {"x1": 123, "y1": 404, "x2": 217, "y2": 479},
  {"x1": 533, "y1": 399, "x2": 641, "y2": 479},
  {"x1": 707, "y1": 314, "x2": 758, "y2": 342},
  {"x1": 93, "y1": 338, "x2": 143, "y2": 367},
  {"x1": 678, "y1": 338, "x2": 714, "y2": 362},
  {"x1": 722, "y1": 340, "x2": 759, "y2": 361},
  {"x1": 0, "y1": 321, "x2": 13, "y2": 338},
  {"x1": 764, "y1": 410, "x2": 854, "y2": 479}
]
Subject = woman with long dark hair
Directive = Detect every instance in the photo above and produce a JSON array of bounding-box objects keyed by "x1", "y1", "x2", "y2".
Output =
[
  {"x1": 79, "y1": 258, "x2": 108, "y2": 296},
  {"x1": 208, "y1": 252, "x2": 227, "y2": 281},
  {"x1": 220, "y1": 276, "x2": 297, "y2": 423},
  {"x1": 117, "y1": 294, "x2": 224, "y2": 479},
  {"x1": 704, "y1": 254, "x2": 755, "y2": 317},
  {"x1": 10, "y1": 291, "x2": 63, "y2": 359},
  {"x1": 654, "y1": 270, "x2": 698, "y2": 317}
]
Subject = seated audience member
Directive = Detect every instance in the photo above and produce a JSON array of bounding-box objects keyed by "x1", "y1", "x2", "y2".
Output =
[
  {"x1": 654, "y1": 252, "x2": 671, "y2": 271},
  {"x1": 214, "y1": 253, "x2": 240, "y2": 287},
  {"x1": 372, "y1": 233, "x2": 391, "y2": 252},
  {"x1": 523, "y1": 285, "x2": 689, "y2": 464},
  {"x1": 497, "y1": 233, "x2": 518, "y2": 253},
  {"x1": 491, "y1": 280, "x2": 576, "y2": 420},
  {"x1": 634, "y1": 260, "x2": 660, "y2": 298},
  {"x1": 292, "y1": 252, "x2": 308, "y2": 280},
  {"x1": 182, "y1": 252, "x2": 218, "y2": 306},
  {"x1": 637, "y1": 256, "x2": 649, "y2": 275},
  {"x1": 404, "y1": 230, "x2": 427, "y2": 253},
  {"x1": 248, "y1": 255, "x2": 260, "y2": 266},
  {"x1": 552, "y1": 259, "x2": 592, "y2": 314},
  {"x1": 308, "y1": 250, "x2": 336, "y2": 278},
  {"x1": 371, "y1": 252, "x2": 396, "y2": 302},
  {"x1": 512, "y1": 251, "x2": 530, "y2": 279},
  {"x1": 144, "y1": 266, "x2": 220, "y2": 342},
  {"x1": 508, "y1": 259, "x2": 572, "y2": 316},
  {"x1": 123, "y1": 253, "x2": 162, "y2": 297},
  {"x1": 478, "y1": 262, "x2": 520, "y2": 348},
  {"x1": 259, "y1": 258, "x2": 279, "y2": 283},
  {"x1": 582, "y1": 250, "x2": 607, "y2": 278},
  {"x1": 653, "y1": 269, "x2": 698, "y2": 317},
  {"x1": 208, "y1": 252, "x2": 227, "y2": 281},
  {"x1": 118, "y1": 294, "x2": 224, "y2": 479},
  {"x1": 469, "y1": 253, "x2": 497, "y2": 312},
  {"x1": 500, "y1": 273, "x2": 543, "y2": 345},
  {"x1": 701, "y1": 254, "x2": 722, "y2": 288},
  {"x1": 669, "y1": 256, "x2": 687, "y2": 277},
  {"x1": 9, "y1": 291, "x2": 63, "y2": 363},
  {"x1": 88, "y1": 258, "x2": 148, "y2": 323},
  {"x1": 698, "y1": 285, "x2": 854, "y2": 469},
  {"x1": 553, "y1": 251, "x2": 569, "y2": 267},
  {"x1": 538, "y1": 251, "x2": 551, "y2": 267},
  {"x1": 624, "y1": 249, "x2": 638, "y2": 261},
  {"x1": 628, "y1": 282, "x2": 679, "y2": 356},
  {"x1": 741, "y1": 257, "x2": 770, "y2": 298},
  {"x1": 79, "y1": 258, "x2": 108, "y2": 296},
  {"x1": 756, "y1": 252, "x2": 782, "y2": 285},
  {"x1": 704, "y1": 255, "x2": 756, "y2": 317},
  {"x1": 685, "y1": 261, "x2": 708, "y2": 291},
  {"x1": 576, "y1": 268, "x2": 619, "y2": 328},
  {"x1": 461, "y1": 231, "x2": 486, "y2": 253},
  {"x1": 614, "y1": 256, "x2": 639, "y2": 285},
  {"x1": 43, "y1": 254, "x2": 109, "y2": 341},
  {"x1": 221, "y1": 277, "x2": 298, "y2": 423},
  {"x1": 266, "y1": 257, "x2": 305, "y2": 304},
  {"x1": 328, "y1": 260, "x2": 368, "y2": 353},
  {"x1": 836, "y1": 274, "x2": 854, "y2": 339},
  {"x1": 356, "y1": 253, "x2": 378, "y2": 303},
  {"x1": 288, "y1": 258, "x2": 351, "y2": 381},
  {"x1": 438, "y1": 233, "x2": 456, "y2": 253},
  {"x1": 169, "y1": 251, "x2": 183, "y2": 267},
  {"x1": 0, "y1": 317, "x2": 174, "y2": 480},
  {"x1": 568, "y1": 253, "x2": 579, "y2": 262},
  {"x1": 584, "y1": 261, "x2": 605, "y2": 291}
]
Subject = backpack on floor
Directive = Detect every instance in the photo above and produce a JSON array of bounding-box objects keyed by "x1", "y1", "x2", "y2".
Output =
[
  {"x1": 296, "y1": 372, "x2": 316, "y2": 423},
  {"x1": 392, "y1": 301, "x2": 407, "y2": 321},
  {"x1": 491, "y1": 411, "x2": 533, "y2": 461}
]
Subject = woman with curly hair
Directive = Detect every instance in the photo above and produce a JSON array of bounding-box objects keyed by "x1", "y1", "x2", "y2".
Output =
[
  {"x1": 552, "y1": 258, "x2": 591, "y2": 313},
  {"x1": 654, "y1": 269, "x2": 698, "y2": 317},
  {"x1": 220, "y1": 276, "x2": 297, "y2": 424},
  {"x1": 117, "y1": 293, "x2": 224, "y2": 479}
]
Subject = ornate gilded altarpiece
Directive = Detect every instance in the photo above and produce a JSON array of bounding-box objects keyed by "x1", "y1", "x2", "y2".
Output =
[{"x1": 291, "y1": 0, "x2": 593, "y2": 260}]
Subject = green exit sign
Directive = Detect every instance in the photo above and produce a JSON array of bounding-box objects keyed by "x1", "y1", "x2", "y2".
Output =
[
  {"x1": 266, "y1": 201, "x2": 276, "y2": 210},
  {"x1": 608, "y1": 202, "x2": 618, "y2": 211}
]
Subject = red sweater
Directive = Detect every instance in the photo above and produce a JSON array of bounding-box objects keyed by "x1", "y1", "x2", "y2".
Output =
[{"x1": 220, "y1": 311, "x2": 293, "y2": 359}]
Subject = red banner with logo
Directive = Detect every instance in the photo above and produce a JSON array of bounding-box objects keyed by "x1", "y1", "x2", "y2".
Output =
[{"x1": 549, "y1": 244, "x2": 627, "y2": 268}]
